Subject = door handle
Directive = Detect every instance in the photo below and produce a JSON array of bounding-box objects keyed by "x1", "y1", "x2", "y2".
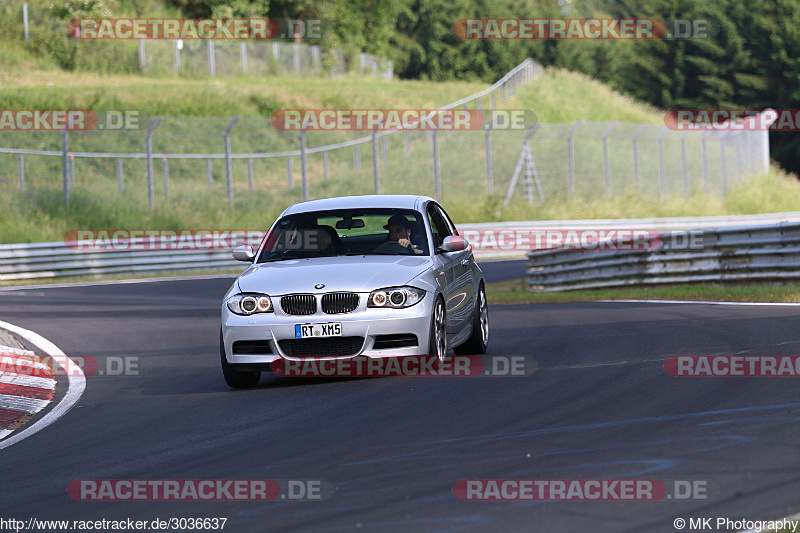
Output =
[{"x1": 461, "y1": 259, "x2": 469, "y2": 266}]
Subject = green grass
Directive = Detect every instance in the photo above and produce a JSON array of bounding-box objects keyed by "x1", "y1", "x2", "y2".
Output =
[{"x1": 486, "y1": 277, "x2": 800, "y2": 304}]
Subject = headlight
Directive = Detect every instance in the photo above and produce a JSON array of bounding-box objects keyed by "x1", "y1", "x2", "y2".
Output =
[
  {"x1": 368, "y1": 287, "x2": 425, "y2": 308},
  {"x1": 227, "y1": 293, "x2": 273, "y2": 315}
]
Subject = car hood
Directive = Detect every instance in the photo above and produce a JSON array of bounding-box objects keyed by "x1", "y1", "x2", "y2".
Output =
[{"x1": 237, "y1": 255, "x2": 434, "y2": 295}]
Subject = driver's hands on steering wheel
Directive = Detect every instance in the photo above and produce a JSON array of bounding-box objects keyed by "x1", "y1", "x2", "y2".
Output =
[{"x1": 397, "y1": 238, "x2": 422, "y2": 254}]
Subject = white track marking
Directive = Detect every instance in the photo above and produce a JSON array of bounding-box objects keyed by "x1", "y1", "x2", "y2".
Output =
[
  {"x1": 595, "y1": 299, "x2": 800, "y2": 307},
  {"x1": 0, "y1": 373, "x2": 56, "y2": 390},
  {"x1": 0, "y1": 320, "x2": 85, "y2": 449}
]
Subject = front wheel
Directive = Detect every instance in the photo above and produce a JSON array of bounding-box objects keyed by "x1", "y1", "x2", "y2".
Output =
[
  {"x1": 453, "y1": 283, "x2": 488, "y2": 355},
  {"x1": 428, "y1": 297, "x2": 447, "y2": 362},
  {"x1": 220, "y1": 329, "x2": 261, "y2": 388}
]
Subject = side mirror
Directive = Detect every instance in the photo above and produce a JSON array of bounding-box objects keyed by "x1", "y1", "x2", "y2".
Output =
[
  {"x1": 438, "y1": 235, "x2": 469, "y2": 253},
  {"x1": 232, "y1": 245, "x2": 255, "y2": 262}
]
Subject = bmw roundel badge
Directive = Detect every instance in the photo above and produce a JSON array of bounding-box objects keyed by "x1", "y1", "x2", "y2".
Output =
[{"x1": 314, "y1": 283, "x2": 325, "y2": 289}]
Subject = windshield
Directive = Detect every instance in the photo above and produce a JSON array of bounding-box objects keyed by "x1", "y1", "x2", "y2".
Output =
[{"x1": 256, "y1": 208, "x2": 429, "y2": 262}]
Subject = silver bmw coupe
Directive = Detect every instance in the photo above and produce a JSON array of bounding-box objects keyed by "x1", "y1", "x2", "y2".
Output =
[{"x1": 220, "y1": 194, "x2": 488, "y2": 387}]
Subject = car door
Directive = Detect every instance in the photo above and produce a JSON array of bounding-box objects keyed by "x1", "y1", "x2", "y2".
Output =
[{"x1": 427, "y1": 203, "x2": 473, "y2": 333}]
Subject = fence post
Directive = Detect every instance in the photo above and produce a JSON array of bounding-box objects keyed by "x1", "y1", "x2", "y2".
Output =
[
  {"x1": 432, "y1": 130, "x2": 441, "y2": 201},
  {"x1": 405, "y1": 130, "x2": 410, "y2": 155},
  {"x1": 566, "y1": 120, "x2": 583, "y2": 198},
  {"x1": 490, "y1": 92, "x2": 495, "y2": 113},
  {"x1": 485, "y1": 120, "x2": 493, "y2": 195},
  {"x1": 294, "y1": 44, "x2": 301, "y2": 74},
  {"x1": 323, "y1": 151, "x2": 329, "y2": 181},
  {"x1": 300, "y1": 129, "x2": 308, "y2": 201},
  {"x1": 17, "y1": 154, "x2": 24, "y2": 191},
  {"x1": 62, "y1": 130, "x2": 69, "y2": 209},
  {"x1": 139, "y1": 39, "x2": 145, "y2": 71},
  {"x1": 162, "y1": 155, "x2": 169, "y2": 197},
  {"x1": 632, "y1": 124, "x2": 647, "y2": 191},
  {"x1": 240, "y1": 42, "x2": 247, "y2": 74},
  {"x1": 145, "y1": 117, "x2": 162, "y2": 209},
  {"x1": 23, "y1": 3, "x2": 29, "y2": 42},
  {"x1": 681, "y1": 131, "x2": 689, "y2": 196},
  {"x1": 601, "y1": 121, "x2": 618, "y2": 196},
  {"x1": 173, "y1": 39, "x2": 180, "y2": 72},
  {"x1": 701, "y1": 135, "x2": 708, "y2": 193},
  {"x1": 116, "y1": 158, "x2": 123, "y2": 192},
  {"x1": 247, "y1": 158, "x2": 253, "y2": 191},
  {"x1": 208, "y1": 41, "x2": 216, "y2": 76},
  {"x1": 657, "y1": 126, "x2": 668, "y2": 198},
  {"x1": 720, "y1": 137, "x2": 728, "y2": 193},
  {"x1": 735, "y1": 134, "x2": 743, "y2": 182},
  {"x1": 372, "y1": 129, "x2": 381, "y2": 194},
  {"x1": 287, "y1": 157, "x2": 293, "y2": 188},
  {"x1": 206, "y1": 158, "x2": 213, "y2": 190},
  {"x1": 224, "y1": 116, "x2": 240, "y2": 206},
  {"x1": 354, "y1": 145, "x2": 360, "y2": 172},
  {"x1": 381, "y1": 137, "x2": 387, "y2": 166}
]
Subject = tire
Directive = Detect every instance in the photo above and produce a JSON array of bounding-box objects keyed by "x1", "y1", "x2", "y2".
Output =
[
  {"x1": 428, "y1": 296, "x2": 447, "y2": 362},
  {"x1": 453, "y1": 282, "x2": 488, "y2": 355},
  {"x1": 220, "y1": 329, "x2": 261, "y2": 388}
]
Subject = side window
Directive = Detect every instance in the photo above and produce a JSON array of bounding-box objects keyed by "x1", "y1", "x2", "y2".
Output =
[
  {"x1": 427, "y1": 204, "x2": 453, "y2": 248},
  {"x1": 436, "y1": 205, "x2": 458, "y2": 236}
]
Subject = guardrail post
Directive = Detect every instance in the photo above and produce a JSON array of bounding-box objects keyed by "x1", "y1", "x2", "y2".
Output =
[
  {"x1": 62, "y1": 129, "x2": 69, "y2": 209},
  {"x1": 247, "y1": 158, "x2": 254, "y2": 191},
  {"x1": 287, "y1": 157, "x2": 293, "y2": 188},
  {"x1": 567, "y1": 120, "x2": 583, "y2": 198},
  {"x1": 162, "y1": 155, "x2": 169, "y2": 197},
  {"x1": 224, "y1": 116, "x2": 239, "y2": 206},
  {"x1": 372, "y1": 128, "x2": 381, "y2": 194},
  {"x1": 432, "y1": 129, "x2": 441, "y2": 201},
  {"x1": 601, "y1": 121, "x2": 618, "y2": 196},
  {"x1": 116, "y1": 158, "x2": 123, "y2": 192},
  {"x1": 632, "y1": 124, "x2": 647, "y2": 191},
  {"x1": 145, "y1": 117, "x2": 162, "y2": 208},
  {"x1": 300, "y1": 129, "x2": 308, "y2": 200},
  {"x1": 657, "y1": 126, "x2": 668, "y2": 198},
  {"x1": 680, "y1": 131, "x2": 689, "y2": 196},
  {"x1": 17, "y1": 154, "x2": 24, "y2": 191},
  {"x1": 206, "y1": 158, "x2": 212, "y2": 190}
]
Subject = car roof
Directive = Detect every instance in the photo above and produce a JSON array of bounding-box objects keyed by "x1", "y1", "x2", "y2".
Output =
[{"x1": 281, "y1": 195, "x2": 434, "y2": 216}]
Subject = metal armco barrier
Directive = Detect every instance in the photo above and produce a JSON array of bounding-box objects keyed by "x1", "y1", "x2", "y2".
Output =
[
  {"x1": 527, "y1": 222, "x2": 800, "y2": 292},
  {"x1": 0, "y1": 243, "x2": 243, "y2": 281}
]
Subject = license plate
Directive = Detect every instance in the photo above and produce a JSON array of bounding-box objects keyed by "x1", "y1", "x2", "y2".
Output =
[{"x1": 295, "y1": 323, "x2": 342, "y2": 339}]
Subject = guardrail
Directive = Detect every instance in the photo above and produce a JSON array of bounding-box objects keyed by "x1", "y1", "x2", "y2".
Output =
[
  {"x1": 527, "y1": 221, "x2": 800, "y2": 292},
  {"x1": 5, "y1": 212, "x2": 800, "y2": 283}
]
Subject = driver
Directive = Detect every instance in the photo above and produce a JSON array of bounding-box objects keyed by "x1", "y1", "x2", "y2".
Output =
[{"x1": 384, "y1": 215, "x2": 423, "y2": 254}]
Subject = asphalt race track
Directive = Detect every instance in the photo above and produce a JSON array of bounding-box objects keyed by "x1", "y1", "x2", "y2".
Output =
[{"x1": 3, "y1": 262, "x2": 800, "y2": 532}]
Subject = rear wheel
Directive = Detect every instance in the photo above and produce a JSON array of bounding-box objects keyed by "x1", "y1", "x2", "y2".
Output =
[
  {"x1": 220, "y1": 329, "x2": 261, "y2": 388},
  {"x1": 453, "y1": 282, "x2": 488, "y2": 355},
  {"x1": 428, "y1": 297, "x2": 447, "y2": 362}
]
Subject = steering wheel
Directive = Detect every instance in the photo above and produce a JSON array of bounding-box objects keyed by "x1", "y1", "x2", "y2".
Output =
[{"x1": 373, "y1": 241, "x2": 413, "y2": 254}]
